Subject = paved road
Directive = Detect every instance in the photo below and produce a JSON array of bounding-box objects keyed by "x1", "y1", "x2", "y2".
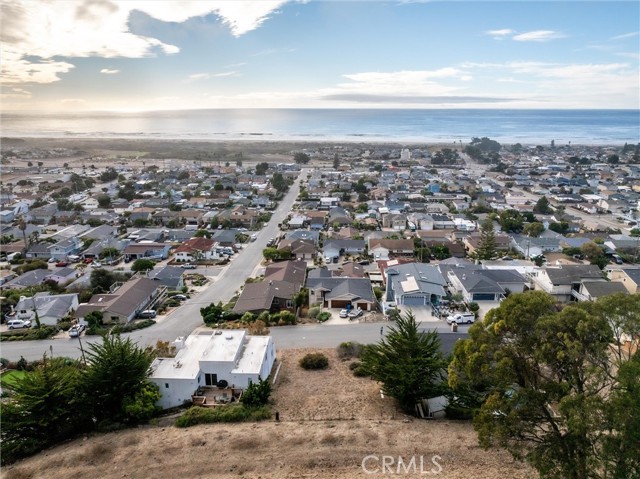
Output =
[
  {"x1": 1, "y1": 170, "x2": 306, "y2": 361},
  {"x1": 2, "y1": 321, "x2": 469, "y2": 361}
]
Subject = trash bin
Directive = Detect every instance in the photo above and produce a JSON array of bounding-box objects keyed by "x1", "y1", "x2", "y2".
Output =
[{"x1": 451, "y1": 322, "x2": 458, "y2": 332}]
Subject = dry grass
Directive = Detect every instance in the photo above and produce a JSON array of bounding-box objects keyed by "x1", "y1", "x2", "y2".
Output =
[{"x1": 4, "y1": 347, "x2": 537, "y2": 479}]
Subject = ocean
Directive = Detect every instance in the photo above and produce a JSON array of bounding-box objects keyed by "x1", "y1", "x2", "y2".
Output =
[{"x1": 1, "y1": 109, "x2": 638, "y2": 145}]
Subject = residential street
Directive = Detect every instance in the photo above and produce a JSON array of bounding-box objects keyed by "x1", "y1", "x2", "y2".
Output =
[{"x1": 1, "y1": 169, "x2": 305, "y2": 360}]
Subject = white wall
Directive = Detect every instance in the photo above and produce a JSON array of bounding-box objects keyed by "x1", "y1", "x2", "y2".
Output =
[{"x1": 151, "y1": 377, "x2": 200, "y2": 410}]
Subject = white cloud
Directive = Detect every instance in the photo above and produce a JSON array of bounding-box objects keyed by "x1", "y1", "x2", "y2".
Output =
[
  {"x1": 100, "y1": 68, "x2": 120, "y2": 74},
  {"x1": 1, "y1": 0, "x2": 287, "y2": 85},
  {"x1": 512, "y1": 30, "x2": 566, "y2": 42},
  {"x1": 485, "y1": 29, "x2": 514, "y2": 40},
  {"x1": 186, "y1": 71, "x2": 240, "y2": 82},
  {"x1": 610, "y1": 31, "x2": 639, "y2": 41}
]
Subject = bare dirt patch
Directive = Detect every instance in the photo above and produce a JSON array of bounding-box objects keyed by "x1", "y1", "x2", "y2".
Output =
[{"x1": 4, "y1": 347, "x2": 537, "y2": 479}]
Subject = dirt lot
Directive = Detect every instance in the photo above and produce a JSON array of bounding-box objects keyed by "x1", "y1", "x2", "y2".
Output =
[{"x1": 3, "y1": 348, "x2": 537, "y2": 479}]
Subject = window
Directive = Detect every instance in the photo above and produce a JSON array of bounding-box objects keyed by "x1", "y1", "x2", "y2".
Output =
[
  {"x1": 205, "y1": 373, "x2": 218, "y2": 386},
  {"x1": 286, "y1": 300, "x2": 293, "y2": 308},
  {"x1": 165, "y1": 383, "x2": 169, "y2": 389}
]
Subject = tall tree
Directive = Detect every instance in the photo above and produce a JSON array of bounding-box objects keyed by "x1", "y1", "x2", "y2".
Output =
[
  {"x1": 82, "y1": 335, "x2": 157, "y2": 425},
  {"x1": 1, "y1": 356, "x2": 87, "y2": 464},
  {"x1": 450, "y1": 291, "x2": 640, "y2": 479},
  {"x1": 360, "y1": 311, "x2": 447, "y2": 413},
  {"x1": 476, "y1": 217, "x2": 497, "y2": 260},
  {"x1": 534, "y1": 196, "x2": 552, "y2": 214}
]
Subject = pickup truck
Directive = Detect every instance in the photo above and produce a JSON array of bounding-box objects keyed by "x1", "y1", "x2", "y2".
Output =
[{"x1": 181, "y1": 263, "x2": 197, "y2": 269}]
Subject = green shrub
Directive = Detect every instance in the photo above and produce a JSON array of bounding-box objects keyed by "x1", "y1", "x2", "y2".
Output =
[
  {"x1": 468, "y1": 302, "x2": 480, "y2": 313},
  {"x1": 110, "y1": 319, "x2": 155, "y2": 335},
  {"x1": 337, "y1": 341, "x2": 364, "y2": 359},
  {"x1": 307, "y1": 306, "x2": 320, "y2": 319},
  {"x1": 278, "y1": 311, "x2": 296, "y2": 325},
  {"x1": 299, "y1": 352, "x2": 329, "y2": 370},
  {"x1": 241, "y1": 377, "x2": 272, "y2": 407},
  {"x1": 0, "y1": 326, "x2": 59, "y2": 342},
  {"x1": 317, "y1": 311, "x2": 331, "y2": 323},
  {"x1": 175, "y1": 405, "x2": 271, "y2": 427}
]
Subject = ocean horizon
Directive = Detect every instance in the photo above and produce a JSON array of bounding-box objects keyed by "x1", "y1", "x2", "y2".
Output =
[{"x1": 2, "y1": 108, "x2": 639, "y2": 145}]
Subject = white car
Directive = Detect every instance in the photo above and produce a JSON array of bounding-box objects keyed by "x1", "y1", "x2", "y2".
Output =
[
  {"x1": 7, "y1": 319, "x2": 32, "y2": 329},
  {"x1": 446, "y1": 313, "x2": 476, "y2": 325},
  {"x1": 91, "y1": 261, "x2": 102, "y2": 267},
  {"x1": 339, "y1": 309, "x2": 349, "y2": 318}
]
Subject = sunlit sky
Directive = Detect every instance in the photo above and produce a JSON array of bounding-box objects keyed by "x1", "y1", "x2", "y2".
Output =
[{"x1": 1, "y1": 0, "x2": 639, "y2": 111}]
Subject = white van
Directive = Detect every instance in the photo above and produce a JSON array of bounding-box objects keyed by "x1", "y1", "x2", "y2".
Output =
[{"x1": 446, "y1": 313, "x2": 476, "y2": 325}]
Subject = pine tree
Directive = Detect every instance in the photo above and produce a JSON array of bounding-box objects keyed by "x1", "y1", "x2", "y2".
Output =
[{"x1": 476, "y1": 217, "x2": 497, "y2": 260}]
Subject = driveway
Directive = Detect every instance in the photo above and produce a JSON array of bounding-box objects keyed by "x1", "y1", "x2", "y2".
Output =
[{"x1": 397, "y1": 305, "x2": 440, "y2": 323}]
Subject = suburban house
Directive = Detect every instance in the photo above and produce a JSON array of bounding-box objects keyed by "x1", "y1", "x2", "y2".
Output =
[
  {"x1": 385, "y1": 262, "x2": 447, "y2": 307},
  {"x1": 232, "y1": 280, "x2": 297, "y2": 315},
  {"x1": 464, "y1": 232, "x2": 513, "y2": 256},
  {"x1": 173, "y1": 237, "x2": 219, "y2": 262},
  {"x1": 573, "y1": 281, "x2": 628, "y2": 302},
  {"x1": 74, "y1": 276, "x2": 167, "y2": 324},
  {"x1": 149, "y1": 330, "x2": 276, "y2": 410},
  {"x1": 369, "y1": 238, "x2": 414, "y2": 260},
  {"x1": 306, "y1": 268, "x2": 376, "y2": 311},
  {"x1": 147, "y1": 266, "x2": 186, "y2": 291},
  {"x1": 608, "y1": 267, "x2": 640, "y2": 294},
  {"x1": 530, "y1": 264, "x2": 606, "y2": 302},
  {"x1": 233, "y1": 260, "x2": 307, "y2": 315},
  {"x1": 277, "y1": 238, "x2": 316, "y2": 261},
  {"x1": 2, "y1": 269, "x2": 52, "y2": 289},
  {"x1": 322, "y1": 239, "x2": 366, "y2": 263},
  {"x1": 12, "y1": 292, "x2": 79, "y2": 326},
  {"x1": 44, "y1": 267, "x2": 78, "y2": 285},
  {"x1": 445, "y1": 265, "x2": 527, "y2": 302},
  {"x1": 123, "y1": 242, "x2": 171, "y2": 262}
]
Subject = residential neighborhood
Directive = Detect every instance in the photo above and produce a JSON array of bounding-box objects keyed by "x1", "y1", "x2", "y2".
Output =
[{"x1": 1, "y1": 139, "x2": 640, "y2": 414}]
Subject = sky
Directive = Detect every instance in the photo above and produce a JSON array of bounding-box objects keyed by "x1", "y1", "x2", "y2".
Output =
[{"x1": 1, "y1": 0, "x2": 639, "y2": 111}]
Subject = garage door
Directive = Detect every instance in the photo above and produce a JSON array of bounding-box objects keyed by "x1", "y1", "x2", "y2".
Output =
[
  {"x1": 402, "y1": 295, "x2": 426, "y2": 306},
  {"x1": 472, "y1": 293, "x2": 496, "y2": 301}
]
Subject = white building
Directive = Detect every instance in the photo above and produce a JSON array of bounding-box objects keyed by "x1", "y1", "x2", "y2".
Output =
[{"x1": 149, "y1": 330, "x2": 277, "y2": 409}]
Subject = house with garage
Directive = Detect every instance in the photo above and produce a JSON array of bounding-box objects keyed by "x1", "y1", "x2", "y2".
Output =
[
  {"x1": 123, "y1": 242, "x2": 171, "y2": 262},
  {"x1": 573, "y1": 281, "x2": 628, "y2": 302},
  {"x1": 306, "y1": 268, "x2": 376, "y2": 312},
  {"x1": 444, "y1": 265, "x2": 527, "y2": 302},
  {"x1": 277, "y1": 238, "x2": 316, "y2": 261},
  {"x1": 74, "y1": 276, "x2": 167, "y2": 324},
  {"x1": 12, "y1": 292, "x2": 79, "y2": 326},
  {"x1": 369, "y1": 238, "x2": 414, "y2": 260},
  {"x1": 173, "y1": 237, "x2": 219, "y2": 262},
  {"x1": 232, "y1": 260, "x2": 307, "y2": 315},
  {"x1": 147, "y1": 265, "x2": 186, "y2": 291},
  {"x1": 385, "y1": 262, "x2": 447, "y2": 307},
  {"x1": 530, "y1": 264, "x2": 606, "y2": 302},
  {"x1": 2, "y1": 268, "x2": 52, "y2": 290},
  {"x1": 149, "y1": 330, "x2": 277, "y2": 409},
  {"x1": 322, "y1": 239, "x2": 366, "y2": 263}
]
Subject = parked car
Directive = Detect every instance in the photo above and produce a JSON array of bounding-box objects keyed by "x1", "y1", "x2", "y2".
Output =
[
  {"x1": 173, "y1": 294, "x2": 187, "y2": 301},
  {"x1": 91, "y1": 261, "x2": 102, "y2": 268},
  {"x1": 84, "y1": 257, "x2": 93, "y2": 264},
  {"x1": 339, "y1": 309, "x2": 349, "y2": 318},
  {"x1": 250, "y1": 233, "x2": 258, "y2": 241},
  {"x1": 55, "y1": 261, "x2": 68, "y2": 267},
  {"x1": 68, "y1": 323, "x2": 86, "y2": 337},
  {"x1": 348, "y1": 307, "x2": 363, "y2": 319},
  {"x1": 48, "y1": 257, "x2": 56, "y2": 263},
  {"x1": 137, "y1": 310, "x2": 157, "y2": 319},
  {"x1": 181, "y1": 263, "x2": 197, "y2": 269},
  {"x1": 446, "y1": 312, "x2": 476, "y2": 325},
  {"x1": 7, "y1": 319, "x2": 31, "y2": 329}
]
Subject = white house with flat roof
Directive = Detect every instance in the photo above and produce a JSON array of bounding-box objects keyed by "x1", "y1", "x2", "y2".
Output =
[{"x1": 149, "y1": 330, "x2": 276, "y2": 410}]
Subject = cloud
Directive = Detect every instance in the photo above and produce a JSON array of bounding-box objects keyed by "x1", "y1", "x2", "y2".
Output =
[
  {"x1": 610, "y1": 31, "x2": 639, "y2": 41},
  {"x1": 100, "y1": 68, "x2": 120, "y2": 74},
  {"x1": 485, "y1": 29, "x2": 514, "y2": 40},
  {"x1": 512, "y1": 30, "x2": 566, "y2": 42},
  {"x1": 0, "y1": 0, "x2": 287, "y2": 85},
  {"x1": 186, "y1": 71, "x2": 240, "y2": 82}
]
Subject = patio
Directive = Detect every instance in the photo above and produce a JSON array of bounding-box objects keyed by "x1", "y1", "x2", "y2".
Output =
[{"x1": 192, "y1": 386, "x2": 243, "y2": 407}]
